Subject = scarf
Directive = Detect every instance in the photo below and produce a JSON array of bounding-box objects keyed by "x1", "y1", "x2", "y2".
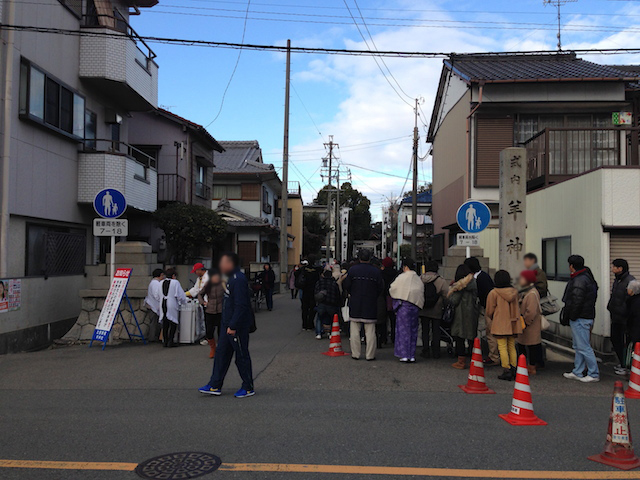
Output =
[{"x1": 389, "y1": 270, "x2": 425, "y2": 309}]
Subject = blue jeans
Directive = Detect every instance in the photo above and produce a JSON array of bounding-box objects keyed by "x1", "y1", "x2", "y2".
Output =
[
  {"x1": 570, "y1": 318, "x2": 599, "y2": 378},
  {"x1": 315, "y1": 304, "x2": 337, "y2": 335}
]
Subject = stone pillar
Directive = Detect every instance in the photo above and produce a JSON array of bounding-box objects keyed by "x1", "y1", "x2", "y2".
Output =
[{"x1": 499, "y1": 147, "x2": 527, "y2": 280}]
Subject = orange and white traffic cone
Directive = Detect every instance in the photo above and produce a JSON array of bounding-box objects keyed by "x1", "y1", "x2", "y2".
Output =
[
  {"x1": 626, "y1": 343, "x2": 640, "y2": 399},
  {"x1": 499, "y1": 354, "x2": 547, "y2": 426},
  {"x1": 322, "y1": 314, "x2": 348, "y2": 357},
  {"x1": 589, "y1": 380, "x2": 640, "y2": 470},
  {"x1": 459, "y1": 337, "x2": 495, "y2": 394}
]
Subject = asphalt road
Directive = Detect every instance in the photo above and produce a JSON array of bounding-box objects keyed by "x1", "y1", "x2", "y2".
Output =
[{"x1": 1, "y1": 293, "x2": 639, "y2": 479}]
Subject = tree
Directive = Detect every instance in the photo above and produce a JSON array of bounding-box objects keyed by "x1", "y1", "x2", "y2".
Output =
[
  {"x1": 303, "y1": 212, "x2": 327, "y2": 257},
  {"x1": 403, "y1": 183, "x2": 432, "y2": 201},
  {"x1": 314, "y1": 182, "x2": 371, "y2": 241},
  {"x1": 153, "y1": 203, "x2": 227, "y2": 264}
]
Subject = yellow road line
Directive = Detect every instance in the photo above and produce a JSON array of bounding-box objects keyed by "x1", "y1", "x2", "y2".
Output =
[{"x1": 2, "y1": 459, "x2": 640, "y2": 479}]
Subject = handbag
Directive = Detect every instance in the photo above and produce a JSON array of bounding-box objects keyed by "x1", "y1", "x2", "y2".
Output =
[
  {"x1": 519, "y1": 315, "x2": 526, "y2": 330},
  {"x1": 441, "y1": 302, "x2": 455, "y2": 326},
  {"x1": 540, "y1": 293, "x2": 560, "y2": 316},
  {"x1": 540, "y1": 315, "x2": 551, "y2": 331}
]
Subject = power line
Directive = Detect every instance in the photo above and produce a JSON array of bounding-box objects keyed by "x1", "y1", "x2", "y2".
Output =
[
  {"x1": 6, "y1": 24, "x2": 640, "y2": 57},
  {"x1": 342, "y1": 0, "x2": 413, "y2": 107},
  {"x1": 263, "y1": 135, "x2": 412, "y2": 157},
  {"x1": 290, "y1": 81, "x2": 325, "y2": 142},
  {"x1": 341, "y1": 162, "x2": 413, "y2": 179},
  {"x1": 205, "y1": 0, "x2": 251, "y2": 127}
]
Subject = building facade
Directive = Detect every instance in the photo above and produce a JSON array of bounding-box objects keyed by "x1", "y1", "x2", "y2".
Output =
[
  {"x1": 0, "y1": 0, "x2": 159, "y2": 353},
  {"x1": 396, "y1": 191, "x2": 433, "y2": 265}
]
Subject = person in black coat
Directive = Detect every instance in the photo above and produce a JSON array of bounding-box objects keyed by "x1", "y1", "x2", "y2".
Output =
[
  {"x1": 380, "y1": 257, "x2": 399, "y2": 344},
  {"x1": 343, "y1": 249, "x2": 384, "y2": 360},
  {"x1": 626, "y1": 280, "x2": 640, "y2": 347},
  {"x1": 464, "y1": 257, "x2": 498, "y2": 366},
  {"x1": 562, "y1": 255, "x2": 599, "y2": 383},
  {"x1": 259, "y1": 263, "x2": 276, "y2": 311},
  {"x1": 297, "y1": 260, "x2": 321, "y2": 331},
  {"x1": 607, "y1": 259, "x2": 635, "y2": 374}
]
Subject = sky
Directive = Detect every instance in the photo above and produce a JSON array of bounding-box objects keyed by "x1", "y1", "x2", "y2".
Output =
[{"x1": 130, "y1": 0, "x2": 640, "y2": 219}]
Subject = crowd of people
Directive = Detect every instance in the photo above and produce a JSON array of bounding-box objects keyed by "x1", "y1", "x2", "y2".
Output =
[
  {"x1": 141, "y1": 246, "x2": 640, "y2": 396},
  {"x1": 289, "y1": 249, "x2": 640, "y2": 384}
]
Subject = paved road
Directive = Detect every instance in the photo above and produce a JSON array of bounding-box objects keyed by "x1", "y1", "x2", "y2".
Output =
[{"x1": 1, "y1": 293, "x2": 639, "y2": 479}]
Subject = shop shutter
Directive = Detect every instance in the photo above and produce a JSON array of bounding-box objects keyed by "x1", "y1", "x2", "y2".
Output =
[
  {"x1": 609, "y1": 234, "x2": 640, "y2": 288},
  {"x1": 475, "y1": 117, "x2": 514, "y2": 187}
]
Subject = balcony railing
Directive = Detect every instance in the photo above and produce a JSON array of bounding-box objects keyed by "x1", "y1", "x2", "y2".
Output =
[
  {"x1": 287, "y1": 181, "x2": 301, "y2": 196},
  {"x1": 158, "y1": 174, "x2": 187, "y2": 203},
  {"x1": 82, "y1": 12, "x2": 156, "y2": 65},
  {"x1": 524, "y1": 127, "x2": 640, "y2": 191},
  {"x1": 195, "y1": 182, "x2": 212, "y2": 200},
  {"x1": 83, "y1": 139, "x2": 156, "y2": 170}
]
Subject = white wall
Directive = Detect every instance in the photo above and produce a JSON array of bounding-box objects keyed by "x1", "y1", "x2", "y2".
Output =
[{"x1": 525, "y1": 168, "x2": 640, "y2": 338}]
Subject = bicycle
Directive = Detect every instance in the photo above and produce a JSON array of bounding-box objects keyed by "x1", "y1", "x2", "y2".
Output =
[{"x1": 251, "y1": 279, "x2": 264, "y2": 313}]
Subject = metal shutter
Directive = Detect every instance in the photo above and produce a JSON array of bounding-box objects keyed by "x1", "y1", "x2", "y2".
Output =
[
  {"x1": 609, "y1": 234, "x2": 640, "y2": 288},
  {"x1": 475, "y1": 117, "x2": 514, "y2": 187}
]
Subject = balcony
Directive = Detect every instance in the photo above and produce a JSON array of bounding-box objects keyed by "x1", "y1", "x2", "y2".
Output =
[
  {"x1": 525, "y1": 127, "x2": 640, "y2": 191},
  {"x1": 287, "y1": 181, "x2": 301, "y2": 196},
  {"x1": 79, "y1": 13, "x2": 158, "y2": 110},
  {"x1": 78, "y1": 140, "x2": 157, "y2": 212},
  {"x1": 195, "y1": 181, "x2": 212, "y2": 200},
  {"x1": 158, "y1": 174, "x2": 187, "y2": 203}
]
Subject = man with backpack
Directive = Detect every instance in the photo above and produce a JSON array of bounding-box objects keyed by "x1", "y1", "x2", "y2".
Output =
[
  {"x1": 296, "y1": 259, "x2": 321, "y2": 331},
  {"x1": 420, "y1": 261, "x2": 449, "y2": 359}
]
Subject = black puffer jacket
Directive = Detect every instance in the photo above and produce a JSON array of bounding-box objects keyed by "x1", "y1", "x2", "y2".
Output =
[
  {"x1": 608, "y1": 271, "x2": 635, "y2": 325},
  {"x1": 562, "y1": 268, "x2": 599, "y2": 321}
]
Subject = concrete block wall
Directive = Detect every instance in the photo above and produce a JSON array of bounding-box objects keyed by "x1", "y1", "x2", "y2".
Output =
[
  {"x1": 78, "y1": 153, "x2": 157, "y2": 212},
  {"x1": 80, "y1": 28, "x2": 158, "y2": 108}
]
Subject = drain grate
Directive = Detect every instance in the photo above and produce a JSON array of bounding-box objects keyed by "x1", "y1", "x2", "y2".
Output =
[{"x1": 135, "y1": 452, "x2": 222, "y2": 479}]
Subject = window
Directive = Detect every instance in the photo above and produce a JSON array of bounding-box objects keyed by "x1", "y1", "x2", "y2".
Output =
[
  {"x1": 84, "y1": 110, "x2": 97, "y2": 150},
  {"x1": 111, "y1": 123, "x2": 121, "y2": 151},
  {"x1": 241, "y1": 183, "x2": 260, "y2": 200},
  {"x1": 26, "y1": 224, "x2": 86, "y2": 276},
  {"x1": 542, "y1": 236, "x2": 572, "y2": 281},
  {"x1": 262, "y1": 186, "x2": 272, "y2": 214},
  {"x1": 131, "y1": 146, "x2": 158, "y2": 181},
  {"x1": 19, "y1": 59, "x2": 85, "y2": 140},
  {"x1": 287, "y1": 208, "x2": 292, "y2": 226},
  {"x1": 213, "y1": 185, "x2": 241, "y2": 199},
  {"x1": 195, "y1": 165, "x2": 208, "y2": 198},
  {"x1": 57, "y1": 0, "x2": 82, "y2": 18}
]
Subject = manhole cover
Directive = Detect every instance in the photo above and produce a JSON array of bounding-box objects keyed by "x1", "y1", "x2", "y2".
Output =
[{"x1": 135, "y1": 452, "x2": 222, "y2": 479}]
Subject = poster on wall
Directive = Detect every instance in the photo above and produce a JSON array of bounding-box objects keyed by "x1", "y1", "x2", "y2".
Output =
[{"x1": 0, "y1": 279, "x2": 21, "y2": 313}]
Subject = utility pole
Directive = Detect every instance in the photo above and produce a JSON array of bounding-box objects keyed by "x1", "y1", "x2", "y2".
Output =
[
  {"x1": 323, "y1": 136, "x2": 338, "y2": 263},
  {"x1": 335, "y1": 168, "x2": 340, "y2": 262},
  {"x1": 279, "y1": 39, "x2": 291, "y2": 286},
  {"x1": 410, "y1": 98, "x2": 419, "y2": 261}
]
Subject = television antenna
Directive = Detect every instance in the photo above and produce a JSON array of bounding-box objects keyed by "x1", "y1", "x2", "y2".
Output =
[{"x1": 543, "y1": 0, "x2": 577, "y2": 51}]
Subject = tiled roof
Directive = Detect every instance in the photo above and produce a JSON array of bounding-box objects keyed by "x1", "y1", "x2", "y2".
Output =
[
  {"x1": 447, "y1": 53, "x2": 640, "y2": 83},
  {"x1": 215, "y1": 200, "x2": 279, "y2": 231},
  {"x1": 214, "y1": 141, "x2": 277, "y2": 174},
  {"x1": 157, "y1": 109, "x2": 224, "y2": 152}
]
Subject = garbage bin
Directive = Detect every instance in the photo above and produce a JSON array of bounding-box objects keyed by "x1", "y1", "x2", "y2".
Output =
[{"x1": 179, "y1": 300, "x2": 198, "y2": 344}]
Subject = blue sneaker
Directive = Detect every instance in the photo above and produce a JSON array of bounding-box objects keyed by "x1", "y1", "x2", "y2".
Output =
[
  {"x1": 234, "y1": 388, "x2": 255, "y2": 398},
  {"x1": 199, "y1": 385, "x2": 222, "y2": 395}
]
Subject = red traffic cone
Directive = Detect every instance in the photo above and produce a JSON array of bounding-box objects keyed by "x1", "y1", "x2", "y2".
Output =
[
  {"x1": 459, "y1": 337, "x2": 495, "y2": 394},
  {"x1": 499, "y1": 354, "x2": 547, "y2": 426},
  {"x1": 322, "y1": 314, "x2": 348, "y2": 357},
  {"x1": 589, "y1": 380, "x2": 640, "y2": 470},
  {"x1": 626, "y1": 343, "x2": 640, "y2": 399}
]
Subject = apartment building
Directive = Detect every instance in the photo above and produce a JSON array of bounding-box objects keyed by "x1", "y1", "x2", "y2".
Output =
[{"x1": 0, "y1": 0, "x2": 159, "y2": 353}]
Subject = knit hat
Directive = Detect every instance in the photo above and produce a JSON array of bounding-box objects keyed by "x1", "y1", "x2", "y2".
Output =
[
  {"x1": 520, "y1": 270, "x2": 537, "y2": 285},
  {"x1": 382, "y1": 257, "x2": 394, "y2": 269}
]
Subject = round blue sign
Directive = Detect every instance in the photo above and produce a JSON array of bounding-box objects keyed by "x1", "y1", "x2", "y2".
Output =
[
  {"x1": 94, "y1": 188, "x2": 127, "y2": 219},
  {"x1": 456, "y1": 200, "x2": 491, "y2": 234}
]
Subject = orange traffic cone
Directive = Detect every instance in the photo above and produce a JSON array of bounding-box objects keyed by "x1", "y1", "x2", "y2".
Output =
[
  {"x1": 626, "y1": 343, "x2": 640, "y2": 399},
  {"x1": 322, "y1": 314, "x2": 348, "y2": 357},
  {"x1": 499, "y1": 354, "x2": 547, "y2": 426},
  {"x1": 589, "y1": 381, "x2": 640, "y2": 470},
  {"x1": 459, "y1": 337, "x2": 495, "y2": 394}
]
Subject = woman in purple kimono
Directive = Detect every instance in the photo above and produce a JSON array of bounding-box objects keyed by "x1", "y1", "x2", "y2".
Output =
[{"x1": 390, "y1": 258, "x2": 426, "y2": 363}]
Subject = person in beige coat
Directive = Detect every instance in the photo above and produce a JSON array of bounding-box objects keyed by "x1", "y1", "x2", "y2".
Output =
[
  {"x1": 486, "y1": 270, "x2": 522, "y2": 381},
  {"x1": 517, "y1": 270, "x2": 543, "y2": 375}
]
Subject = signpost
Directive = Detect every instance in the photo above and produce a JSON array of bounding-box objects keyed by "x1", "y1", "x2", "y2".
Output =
[
  {"x1": 93, "y1": 188, "x2": 127, "y2": 279},
  {"x1": 456, "y1": 200, "x2": 491, "y2": 258},
  {"x1": 456, "y1": 233, "x2": 479, "y2": 247},
  {"x1": 90, "y1": 268, "x2": 146, "y2": 350}
]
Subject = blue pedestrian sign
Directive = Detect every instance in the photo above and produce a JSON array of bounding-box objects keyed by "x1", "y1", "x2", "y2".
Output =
[
  {"x1": 94, "y1": 189, "x2": 127, "y2": 219},
  {"x1": 456, "y1": 200, "x2": 491, "y2": 234}
]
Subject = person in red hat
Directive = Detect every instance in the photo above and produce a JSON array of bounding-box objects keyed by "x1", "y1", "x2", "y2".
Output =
[
  {"x1": 186, "y1": 263, "x2": 209, "y2": 298},
  {"x1": 517, "y1": 269, "x2": 543, "y2": 375}
]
